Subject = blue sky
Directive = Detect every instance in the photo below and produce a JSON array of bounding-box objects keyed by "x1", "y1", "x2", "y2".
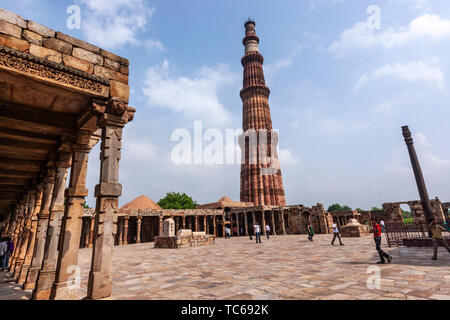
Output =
[{"x1": 3, "y1": 0, "x2": 450, "y2": 210}]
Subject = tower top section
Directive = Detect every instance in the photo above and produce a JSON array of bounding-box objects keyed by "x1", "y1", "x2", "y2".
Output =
[{"x1": 243, "y1": 19, "x2": 259, "y2": 53}]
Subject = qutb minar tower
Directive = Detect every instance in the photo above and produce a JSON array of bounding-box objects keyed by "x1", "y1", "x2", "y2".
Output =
[{"x1": 239, "y1": 19, "x2": 286, "y2": 206}]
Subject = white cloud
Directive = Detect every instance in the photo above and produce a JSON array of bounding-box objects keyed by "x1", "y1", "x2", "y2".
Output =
[
  {"x1": 279, "y1": 149, "x2": 298, "y2": 165},
  {"x1": 142, "y1": 60, "x2": 237, "y2": 126},
  {"x1": 329, "y1": 14, "x2": 450, "y2": 57},
  {"x1": 265, "y1": 44, "x2": 306, "y2": 79},
  {"x1": 353, "y1": 57, "x2": 445, "y2": 94},
  {"x1": 77, "y1": 0, "x2": 155, "y2": 50},
  {"x1": 144, "y1": 39, "x2": 165, "y2": 53},
  {"x1": 387, "y1": 0, "x2": 431, "y2": 12}
]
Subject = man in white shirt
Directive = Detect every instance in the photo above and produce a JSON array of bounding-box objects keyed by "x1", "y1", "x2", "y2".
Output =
[
  {"x1": 331, "y1": 223, "x2": 344, "y2": 246},
  {"x1": 254, "y1": 224, "x2": 262, "y2": 244},
  {"x1": 265, "y1": 224, "x2": 271, "y2": 240},
  {"x1": 380, "y1": 219, "x2": 386, "y2": 233}
]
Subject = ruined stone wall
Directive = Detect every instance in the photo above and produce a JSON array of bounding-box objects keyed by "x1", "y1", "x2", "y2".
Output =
[
  {"x1": 382, "y1": 199, "x2": 446, "y2": 223},
  {"x1": 0, "y1": 8, "x2": 130, "y2": 101}
]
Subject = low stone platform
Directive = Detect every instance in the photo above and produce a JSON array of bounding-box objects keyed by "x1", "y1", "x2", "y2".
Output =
[{"x1": 155, "y1": 230, "x2": 215, "y2": 249}]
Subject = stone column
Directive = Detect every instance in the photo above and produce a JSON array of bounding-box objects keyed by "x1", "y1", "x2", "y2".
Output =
[
  {"x1": 22, "y1": 167, "x2": 55, "y2": 291},
  {"x1": 136, "y1": 216, "x2": 142, "y2": 243},
  {"x1": 236, "y1": 212, "x2": 240, "y2": 236},
  {"x1": 271, "y1": 211, "x2": 277, "y2": 236},
  {"x1": 33, "y1": 155, "x2": 70, "y2": 300},
  {"x1": 89, "y1": 216, "x2": 95, "y2": 248},
  {"x1": 261, "y1": 211, "x2": 266, "y2": 235},
  {"x1": 244, "y1": 212, "x2": 249, "y2": 236},
  {"x1": 118, "y1": 218, "x2": 124, "y2": 245},
  {"x1": 50, "y1": 131, "x2": 91, "y2": 300},
  {"x1": 213, "y1": 215, "x2": 217, "y2": 237},
  {"x1": 18, "y1": 185, "x2": 43, "y2": 285},
  {"x1": 123, "y1": 216, "x2": 129, "y2": 245},
  {"x1": 182, "y1": 215, "x2": 186, "y2": 229},
  {"x1": 252, "y1": 211, "x2": 256, "y2": 234},
  {"x1": 87, "y1": 108, "x2": 129, "y2": 300},
  {"x1": 159, "y1": 216, "x2": 163, "y2": 236},
  {"x1": 203, "y1": 215, "x2": 207, "y2": 232},
  {"x1": 281, "y1": 210, "x2": 287, "y2": 235},
  {"x1": 222, "y1": 214, "x2": 225, "y2": 237},
  {"x1": 195, "y1": 216, "x2": 199, "y2": 232},
  {"x1": 13, "y1": 191, "x2": 35, "y2": 280},
  {"x1": 84, "y1": 219, "x2": 90, "y2": 248},
  {"x1": 10, "y1": 206, "x2": 25, "y2": 270}
]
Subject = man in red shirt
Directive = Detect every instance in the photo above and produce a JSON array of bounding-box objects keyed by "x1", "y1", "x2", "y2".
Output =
[{"x1": 372, "y1": 219, "x2": 392, "y2": 264}]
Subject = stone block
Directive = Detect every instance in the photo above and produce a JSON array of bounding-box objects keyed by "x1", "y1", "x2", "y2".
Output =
[
  {"x1": 62, "y1": 54, "x2": 94, "y2": 73},
  {"x1": 0, "y1": 20, "x2": 22, "y2": 38},
  {"x1": 0, "y1": 34, "x2": 29, "y2": 52},
  {"x1": 22, "y1": 30, "x2": 42, "y2": 46},
  {"x1": 94, "y1": 65, "x2": 128, "y2": 84},
  {"x1": 43, "y1": 38, "x2": 72, "y2": 54},
  {"x1": 110, "y1": 80, "x2": 130, "y2": 101},
  {"x1": 73, "y1": 47, "x2": 103, "y2": 65},
  {"x1": 104, "y1": 58, "x2": 120, "y2": 71},
  {"x1": 0, "y1": 8, "x2": 27, "y2": 28},
  {"x1": 120, "y1": 65, "x2": 129, "y2": 75},
  {"x1": 27, "y1": 21, "x2": 55, "y2": 38},
  {"x1": 55, "y1": 32, "x2": 100, "y2": 54},
  {"x1": 94, "y1": 182, "x2": 122, "y2": 197},
  {"x1": 29, "y1": 44, "x2": 62, "y2": 64},
  {"x1": 100, "y1": 48, "x2": 129, "y2": 66}
]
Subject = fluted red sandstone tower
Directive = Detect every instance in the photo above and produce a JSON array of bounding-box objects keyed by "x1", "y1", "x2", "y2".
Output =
[{"x1": 239, "y1": 20, "x2": 286, "y2": 206}]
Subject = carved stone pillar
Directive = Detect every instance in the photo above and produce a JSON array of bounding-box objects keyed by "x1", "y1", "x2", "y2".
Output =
[
  {"x1": 203, "y1": 215, "x2": 207, "y2": 233},
  {"x1": 213, "y1": 215, "x2": 216, "y2": 237},
  {"x1": 23, "y1": 167, "x2": 55, "y2": 290},
  {"x1": 261, "y1": 212, "x2": 266, "y2": 235},
  {"x1": 271, "y1": 211, "x2": 277, "y2": 236},
  {"x1": 281, "y1": 210, "x2": 287, "y2": 235},
  {"x1": 19, "y1": 185, "x2": 43, "y2": 285},
  {"x1": 222, "y1": 214, "x2": 225, "y2": 237},
  {"x1": 13, "y1": 192, "x2": 35, "y2": 279},
  {"x1": 159, "y1": 216, "x2": 163, "y2": 236},
  {"x1": 33, "y1": 153, "x2": 70, "y2": 300},
  {"x1": 50, "y1": 131, "x2": 91, "y2": 300},
  {"x1": 123, "y1": 216, "x2": 129, "y2": 245},
  {"x1": 84, "y1": 219, "x2": 90, "y2": 248},
  {"x1": 236, "y1": 212, "x2": 240, "y2": 236},
  {"x1": 182, "y1": 215, "x2": 186, "y2": 229},
  {"x1": 10, "y1": 203, "x2": 26, "y2": 270},
  {"x1": 195, "y1": 216, "x2": 198, "y2": 232},
  {"x1": 252, "y1": 211, "x2": 256, "y2": 230},
  {"x1": 89, "y1": 216, "x2": 95, "y2": 248},
  {"x1": 118, "y1": 218, "x2": 124, "y2": 245},
  {"x1": 244, "y1": 212, "x2": 249, "y2": 236},
  {"x1": 136, "y1": 216, "x2": 142, "y2": 243},
  {"x1": 87, "y1": 103, "x2": 133, "y2": 300}
]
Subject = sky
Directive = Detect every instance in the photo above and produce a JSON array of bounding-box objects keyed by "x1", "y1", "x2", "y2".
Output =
[{"x1": 2, "y1": 0, "x2": 450, "y2": 210}]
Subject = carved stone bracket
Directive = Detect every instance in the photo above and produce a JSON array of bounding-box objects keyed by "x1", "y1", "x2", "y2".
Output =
[{"x1": 0, "y1": 45, "x2": 109, "y2": 96}]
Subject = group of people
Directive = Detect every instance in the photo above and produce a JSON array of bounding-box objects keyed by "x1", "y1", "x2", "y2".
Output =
[{"x1": 0, "y1": 238, "x2": 13, "y2": 271}]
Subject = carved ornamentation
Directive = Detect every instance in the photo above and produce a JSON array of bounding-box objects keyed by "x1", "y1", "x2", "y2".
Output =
[{"x1": 0, "y1": 45, "x2": 108, "y2": 94}]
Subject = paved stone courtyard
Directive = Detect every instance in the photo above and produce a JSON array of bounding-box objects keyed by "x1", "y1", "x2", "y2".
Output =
[{"x1": 2, "y1": 234, "x2": 450, "y2": 300}]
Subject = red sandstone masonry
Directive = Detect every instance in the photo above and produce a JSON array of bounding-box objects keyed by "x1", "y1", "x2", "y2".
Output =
[{"x1": 0, "y1": 8, "x2": 129, "y2": 86}]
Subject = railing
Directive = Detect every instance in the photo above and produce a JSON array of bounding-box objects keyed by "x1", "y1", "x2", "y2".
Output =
[{"x1": 385, "y1": 221, "x2": 450, "y2": 247}]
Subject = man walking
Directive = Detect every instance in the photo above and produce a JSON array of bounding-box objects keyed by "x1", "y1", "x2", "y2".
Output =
[
  {"x1": 331, "y1": 223, "x2": 344, "y2": 246},
  {"x1": 4, "y1": 238, "x2": 13, "y2": 271},
  {"x1": 254, "y1": 223, "x2": 262, "y2": 244},
  {"x1": 307, "y1": 223, "x2": 314, "y2": 242},
  {"x1": 429, "y1": 218, "x2": 450, "y2": 260},
  {"x1": 372, "y1": 219, "x2": 392, "y2": 264},
  {"x1": 265, "y1": 224, "x2": 271, "y2": 240}
]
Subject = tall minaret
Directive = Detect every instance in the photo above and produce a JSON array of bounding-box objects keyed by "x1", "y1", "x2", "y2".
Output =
[{"x1": 239, "y1": 19, "x2": 286, "y2": 206}]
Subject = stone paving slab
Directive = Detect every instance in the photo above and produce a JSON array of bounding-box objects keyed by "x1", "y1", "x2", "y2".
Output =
[{"x1": 1, "y1": 234, "x2": 450, "y2": 300}]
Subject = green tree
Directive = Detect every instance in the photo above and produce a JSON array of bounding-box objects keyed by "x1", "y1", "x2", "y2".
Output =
[
  {"x1": 158, "y1": 192, "x2": 198, "y2": 209},
  {"x1": 328, "y1": 203, "x2": 352, "y2": 212},
  {"x1": 356, "y1": 208, "x2": 363, "y2": 212},
  {"x1": 371, "y1": 207, "x2": 382, "y2": 211}
]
